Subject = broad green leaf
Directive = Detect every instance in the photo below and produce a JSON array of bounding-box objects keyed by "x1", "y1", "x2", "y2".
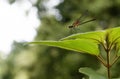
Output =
[
  {"x1": 79, "y1": 67, "x2": 120, "y2": 79},
  {"x1": 29, "y1": 27, "x2": 120, "y2": 56},
  {"x1": 117, "y1": 48, "x2": 120, "y2": 56},
  {"x1": 61, "y1": 31, "x2": 105, "y2": 43},
  {"x1": 29, "y1": 39, "x2": 99, "y2": 55},
  {"x1": 61, "y1": 27, "x2": 120, "y2": 44},
  {"x1": 79, "y1": 67, "x2": 107, "y2": 79},
  {"x1": 106, "y1": 27, "x2": 120, "y2": 44},
  {"x1": 105, "y1": 27, "x2": 120, "y2": 56}
]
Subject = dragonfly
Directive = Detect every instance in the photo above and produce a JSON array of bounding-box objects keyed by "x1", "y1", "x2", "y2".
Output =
[{"x1": 68, "y1": 12, "x2": 96, "y2": 29}]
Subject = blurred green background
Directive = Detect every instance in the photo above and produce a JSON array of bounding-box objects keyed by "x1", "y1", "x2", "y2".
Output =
[{"x1": 1, "y1": 0, "x2": 120, "y2": 79}]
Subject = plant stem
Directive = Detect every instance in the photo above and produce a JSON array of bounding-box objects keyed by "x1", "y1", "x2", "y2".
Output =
[
  {"x1": 106, "y1": 50, "x2": 111, "y2": 79},
  {"x1": 111, "y1": 56, "x2": 120, "y2": 66},
  {"x1": 97, "y1": 55, "x2": 107, "y2": 67}
]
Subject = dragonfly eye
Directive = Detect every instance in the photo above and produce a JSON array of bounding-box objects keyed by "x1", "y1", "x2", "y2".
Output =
[{"x1": 68, "y1": 26, "x2": 74, "y2": 28}]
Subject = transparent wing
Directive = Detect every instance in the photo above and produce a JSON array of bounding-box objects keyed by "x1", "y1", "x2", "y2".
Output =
[{"x1": 77, "y1": 10, "x2": 89, "y2": 22}]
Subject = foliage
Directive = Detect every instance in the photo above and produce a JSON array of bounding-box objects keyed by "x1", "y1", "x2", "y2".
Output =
[
  {"x1": 1, "y1": 0, "x2": 120, "y2": 79},
  {"x1": 79, "y1": 67, "x2": 106, "y2": 79},
  {"x1": 29, "y1": 27, "x2": 120, "y2": 79}
]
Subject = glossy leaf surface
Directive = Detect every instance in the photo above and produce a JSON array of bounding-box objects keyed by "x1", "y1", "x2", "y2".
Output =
[{"x1": 29, "y1": 39, "x2": 99, "y2": 55}]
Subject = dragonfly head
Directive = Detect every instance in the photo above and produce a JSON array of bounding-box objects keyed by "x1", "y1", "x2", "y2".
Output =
[{"x1": 68, "y1": 25, "x2": 74, "y2": 28}]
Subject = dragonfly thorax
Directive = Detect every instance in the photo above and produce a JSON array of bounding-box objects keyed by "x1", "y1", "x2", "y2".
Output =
[{"x1": 68, "y1": 25, "x2": 74, "y2": 28}]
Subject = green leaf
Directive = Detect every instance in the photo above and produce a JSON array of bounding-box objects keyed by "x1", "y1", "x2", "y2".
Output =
[
  {"x1": 117, "y1": 48, "x2": 120, "y2": 56},
  {"x1": 61, "y1": 27, "x2": 120, "y2": 44},
  {"x1": 106, "y1": 27, "x2": 120, "y2": 44},
  {"x1": 61, "y1": 31, "x2": 105, "y2": 43},
  {"x1": 79, "y1": 67, "x2": 120, "y2": 79},
  {"x1": 29, "y1": 39, "x2": 99, "y2": 55},
  {"x1": 29, "y1": 27, "x2": 120, "y2": 56},
  {"x1": 105, "y1": 27, "x2": 120, "y2": 56},
  {"x1": 79, "y1": 67, "x2": 107, "y2": 79}
]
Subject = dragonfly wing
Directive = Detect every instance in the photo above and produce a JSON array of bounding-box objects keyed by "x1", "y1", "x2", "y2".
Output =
[
  {"x1": 79, "y1": 18, "x2": 96, "y2": 25},
  {"x1": 78, "y1": 10, "x2": 89, "y2": 22}
]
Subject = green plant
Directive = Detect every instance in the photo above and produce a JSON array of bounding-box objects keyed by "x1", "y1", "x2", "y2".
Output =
[{"x1": 29, "y1": 27, "x2": 120, "y2": 79}]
